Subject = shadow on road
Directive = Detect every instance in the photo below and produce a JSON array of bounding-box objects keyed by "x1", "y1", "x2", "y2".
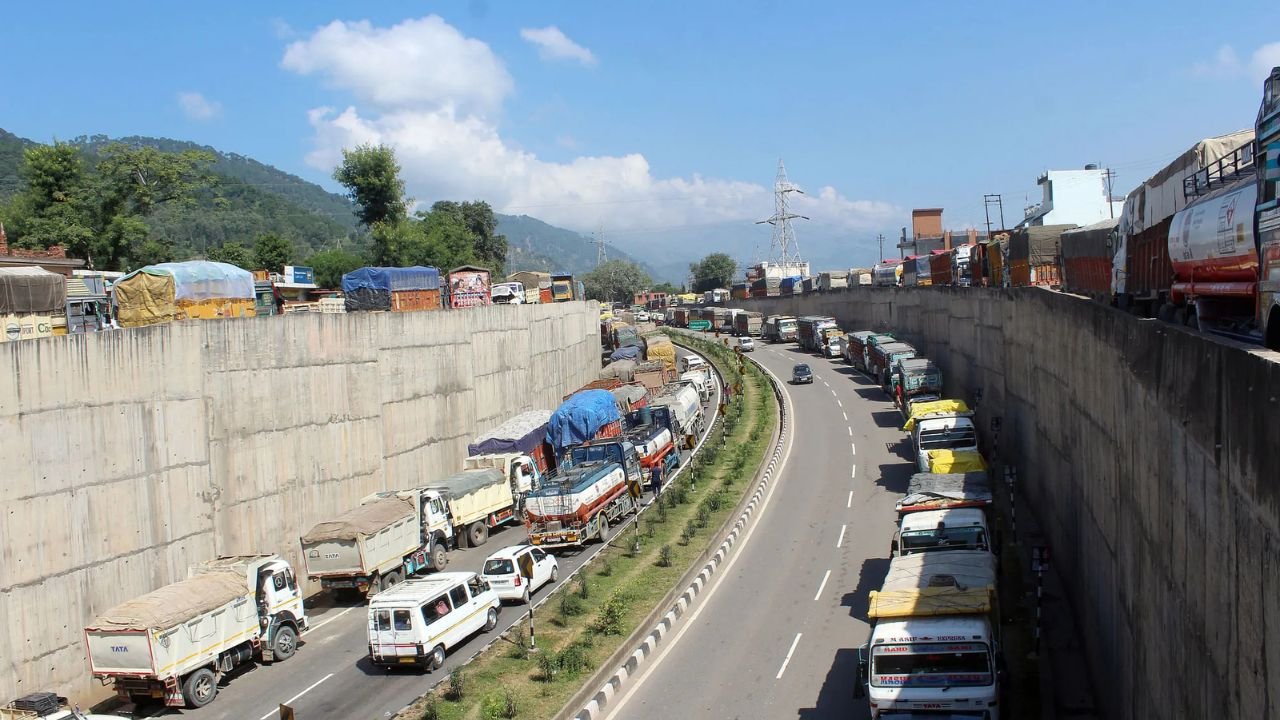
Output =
[
  {"x1": 869, "y1": 410, "x2": 902, "y2": 429},
  {"x1": 856, "y1": 387, "x2": 888, "y2": 401},
  {"x1": 842, "y1": 557, "x2": 891, "y2": 623},
  {"x1": 797, "y1": 647, "x2": 869, "y2": 720},
  {"x1": 875, "y1": 461, "x2": 914, "y2": 493}
]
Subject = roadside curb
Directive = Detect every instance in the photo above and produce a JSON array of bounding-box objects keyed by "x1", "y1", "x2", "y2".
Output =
[{"x1": 566, "y1": 335, "x2": 790, "y2": 720}]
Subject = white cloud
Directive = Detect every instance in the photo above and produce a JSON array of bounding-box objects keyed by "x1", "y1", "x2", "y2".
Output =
[
  {"x1": 177, "y1": 92, "x2": 221, "y2": 121},
  {"x1": 1192, "y1": 44, "x2": 1240, "y2": 77},
  {"x1": 282, "y1": 16, "x2": 513, "y2": 115},
  {"x1": 1194, "y1": 41, "x2": 1280, "y2": 82},
  {"x1": 286, "y1": 16, "x2": 895, "y2": 236},
  {"x1": 520, "y1": 26, "x2": 597, "y2": 66}
]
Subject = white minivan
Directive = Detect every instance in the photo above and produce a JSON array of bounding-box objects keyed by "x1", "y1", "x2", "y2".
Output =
[
  {"x1": 678, "y1": 354, "x2": 707, "y2": 373},
  {"x1": 367, "y1": 572, "x2": 500, "y2": 671}
]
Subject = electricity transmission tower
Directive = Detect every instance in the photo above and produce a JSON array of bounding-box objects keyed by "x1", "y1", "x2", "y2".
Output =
[
  {"x1": 756, "y1": 159, "x2": 809, "y2": 267},
  {"x1": 594, "y1": 226, "x2": 607, "y2": 268}
]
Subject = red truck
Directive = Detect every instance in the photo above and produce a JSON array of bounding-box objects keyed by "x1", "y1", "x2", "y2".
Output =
[{"x1": 1159, "y1": 66, "x2": 1280, "y2": 349}]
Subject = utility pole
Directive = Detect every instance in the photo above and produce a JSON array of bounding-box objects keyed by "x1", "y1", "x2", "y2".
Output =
[
  {"x1": 1101, "y1": 167, "x2": 1117, "y2": 219},
  {"x1": 983, "y1": 194, "x2": 1005, "y2": 234},
  {"x1": 755, "y1": 159, "x2": 809, "y2": 272},
  {"x1": 877, "y1": 233, "x2": 884, "y2": 262}
]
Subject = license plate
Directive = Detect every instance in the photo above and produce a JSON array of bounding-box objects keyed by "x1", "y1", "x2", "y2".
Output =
[{"x1": 398, "y1": 657, "x2": 417, "y2": 664}]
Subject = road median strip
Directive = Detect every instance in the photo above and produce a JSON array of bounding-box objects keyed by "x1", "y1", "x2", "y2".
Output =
[{"x1": 389, "y1": 333, "x2": 781, "y2": 720}]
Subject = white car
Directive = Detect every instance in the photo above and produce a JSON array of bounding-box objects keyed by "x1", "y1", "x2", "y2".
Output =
[
  {"x1": 737, "y1": 337, "x2": 755, "y2": 352},
  {"x1": 480, "y1": 545, "x2": 559, "y2": 604},
  {"x1": 636, "y1": 310, "x2": 651, "y2": 322}
]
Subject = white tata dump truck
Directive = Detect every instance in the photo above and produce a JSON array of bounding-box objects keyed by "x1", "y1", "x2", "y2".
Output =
[
  {"x1": 892, "y1": 472, "x2": 994, "y2": 557},
  {"x1": 83, "y1": 555, "x2": 306, "y2": 709},
  {"x1": 855, "y1": 550, "x2": 1003, "y2": 719},
  {"x1": 301, "y1": 454, "x2": 540, "y2": 595}
]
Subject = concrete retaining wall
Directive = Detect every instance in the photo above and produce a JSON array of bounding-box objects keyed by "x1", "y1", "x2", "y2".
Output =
[
  {"x1": 0, "y1": 303, "x2": 600, "y2": 705},
  {"x1": 734, "y1": 288, "x2": 1280, "y2": 720}
]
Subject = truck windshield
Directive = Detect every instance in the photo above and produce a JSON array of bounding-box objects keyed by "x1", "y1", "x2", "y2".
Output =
[
  {"x1": 779, "y1": 320, "x2": 797, "y2": 331},
  {"x1": 900, "y1": 527, "x2": 987, "y2": 553},
  {"x1": 871, "y1": 643, "x2": 992, "y2": 687},
  {"x1": 918, "y1": 426, "x2": 976, "y2": 451},
  {"x1": 569, "y1": 444, "x2": 623, "y2": 466}
]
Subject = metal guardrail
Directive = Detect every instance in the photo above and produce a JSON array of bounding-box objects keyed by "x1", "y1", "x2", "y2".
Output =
[{"x1": 1183, "y1": 142, "x2": 1256, "y2": 201}]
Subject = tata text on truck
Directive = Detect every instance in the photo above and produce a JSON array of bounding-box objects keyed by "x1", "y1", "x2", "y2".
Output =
[
  {"x1": 84, "y1": 555, "x2": 306, "y2": 709},
  {"x1": 903, "y1": 400, "x2": 980, "y2": 473},
  {"x1": 855, "y1": 551, "x2": 1003, "y2": 718}
]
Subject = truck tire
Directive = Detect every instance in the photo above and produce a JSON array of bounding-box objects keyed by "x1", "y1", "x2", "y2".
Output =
[
  {"x1": 468, "y1": 522, "x2": 489, "y2": 547},
  {"x1": 598, "y1": 516, "x2": 611, "y2": 543},
  {"x1": 430, "y1": 544, "x2": 447, "y2": 571},
  {"x1": 272, "y1": 625, "x2": 298, "y2": 661},
  {"x1": 429, "y1": 645, "x2": 446, "y2": 671},
  {"x1": 389, "y1": 570, "x2": 406, "y2": 590},
  {"x1": 181, "y1": 667, "x2": 218, "y2": 708}
]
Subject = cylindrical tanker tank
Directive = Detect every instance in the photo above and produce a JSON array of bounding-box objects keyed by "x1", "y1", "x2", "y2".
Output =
[{"x1": 1168, "y1": 173, "x2": 1259, "y2": 302}]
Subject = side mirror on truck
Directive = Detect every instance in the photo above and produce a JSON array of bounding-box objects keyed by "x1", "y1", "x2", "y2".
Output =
[{"x1": 853, "y1": 644, "x2": 869, "y2": 699}]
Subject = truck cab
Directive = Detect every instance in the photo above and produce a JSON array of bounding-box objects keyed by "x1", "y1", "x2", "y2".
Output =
[
  {"x1": 856, "y1": 551, "x2": 1002, "y2": 719},
  {"x1": 904, "y1": 401, "x2": 979, "y2": 474},
  {"x1": 563, "y1": 439, "x2": 644, "y2": 488},
  {"x1": 893, "y1": 508, "x2": 990, "y2": 556},
  {"x1": 191, "y1": 555, "x2": 308, "y2": 651}
]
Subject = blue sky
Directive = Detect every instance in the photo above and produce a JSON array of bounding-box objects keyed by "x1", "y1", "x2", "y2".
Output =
[{"x1": 3, "y1": 1, "x2": 1277, "y2": 271}]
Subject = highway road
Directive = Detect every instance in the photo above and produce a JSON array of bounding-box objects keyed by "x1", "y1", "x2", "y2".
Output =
[
  {"x1": 149, "y1": 344, "x2": 718, "y2": 720},
  {"x1": 605, "y1": 340, "x2": 911, "y2": 720}
]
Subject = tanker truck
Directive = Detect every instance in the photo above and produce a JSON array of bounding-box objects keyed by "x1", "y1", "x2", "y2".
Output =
[
  {"x1": 1161, "y1": 65, "x2": 1280, "y2": 349},
  {"x1": 83, "y1": 555, "x2": 306, "y2": 709}
]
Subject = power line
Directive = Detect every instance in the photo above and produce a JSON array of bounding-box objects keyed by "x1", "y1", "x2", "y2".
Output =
[{"x1": 755, "y1": 158, "x2": 808, "y2": 268}]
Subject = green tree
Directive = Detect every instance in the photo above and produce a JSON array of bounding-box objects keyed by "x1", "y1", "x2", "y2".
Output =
[
  {"x1": 652, "y1": 281, "x2": 683, "y2": 295},
  {"x1": 333, "y1": 143, "x2": 407, "y2": 228},
  {"x1": 306, "y1": 248, "x2": 365, "y2": 288},
  {"x1": 252, "y1": 232, "x2": 293, "y2": 273},
  {"x1": 207, "y1": 240, "x2": 255, "y2": 269},
  {"x1": 430, "y1": 200, "x2": 507, "y2": 274},
  {"x1": 582, "y1": 260, "x2": 652, "y2": 304},
  {"x1": 689, "y1": 253, "x2": 737, "y2": 293}
]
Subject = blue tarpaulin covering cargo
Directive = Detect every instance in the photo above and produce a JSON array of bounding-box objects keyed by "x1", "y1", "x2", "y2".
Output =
[
  {"x1": 780, "y1": 276, "x2": 804, "y2": 293},
  {"x1": 468, "y1": 410, "x2": 552, "y2": 456},
  {"x1": 547, "y1": 389, "x2": 621, "y2": 451},
  {"x1": 342, "y1": 266, "x2": 441, "y2": 311},
  {"x1": 610, "y1": 346, "x2": 642, "y2": 362}
]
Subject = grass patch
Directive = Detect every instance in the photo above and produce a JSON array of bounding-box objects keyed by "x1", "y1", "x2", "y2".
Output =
[{"x1": 394, "y1": 333, "x2": 777, "y2": 720}]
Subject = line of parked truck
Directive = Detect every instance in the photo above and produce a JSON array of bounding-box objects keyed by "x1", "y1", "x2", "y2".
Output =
[
  {"x1": 77, "y1": 325, "x2": 713, "y2": 711},
  {"x1": 761, "y1": 312, "x2": 1005, "y2": 717}
]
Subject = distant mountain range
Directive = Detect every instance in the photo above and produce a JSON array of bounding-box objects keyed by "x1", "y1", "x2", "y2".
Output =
[{"x1": 0, "y1": 128, "x2": 664, "y2": 279}]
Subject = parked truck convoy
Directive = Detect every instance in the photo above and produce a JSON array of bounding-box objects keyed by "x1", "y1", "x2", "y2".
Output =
[
  {"x1": 903, "y1": 400, "x2": 980, "y2": 474},
  {"x1": 891, "y1": 472, "x2": 994, "y2": 557},
  {"x1": 300, "y1": 453, "x2": 539, "y2": 595},
  {"x1": 84, "y1": 555, "x2": 307, "y2": 709},
  {"x1": 732, "y1": 310, "x2": 763, "y2": 336},
  {"x1": 857, "y1": 551, "x2": 1002, "y2": 718},
  {"x1": 892, "y1": 358, "x2": 943, "y2": 418},
  {"x1": 797, "y1": 316, "x2": 837, "y2": 352}
]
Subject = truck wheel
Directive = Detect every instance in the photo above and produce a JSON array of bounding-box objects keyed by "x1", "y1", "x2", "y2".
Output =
[
  {"x1": 598, "y1": 517, "x2": 611, "y2": 543},
  {"x1": 468, "y1": 522, "x2": 489, "y2": 547},
  {"x1": 272, "y1": 625, "x2": 298, "y2": 661},
  {"x1": 181, "y1": 667, "x2": 218, "y2": 708},
  {"x1": 381, "y1": 571, "x2": 402, "y2": 592},
  {"x1": 429, "y1": 645, "x2": 446, "y2": 671},
  {"x1": 430, "y1": 544, "x2": 447, "y2": 571},
  {"x1": 484, "y1": 607, "x2": 499, "y2": 632}
]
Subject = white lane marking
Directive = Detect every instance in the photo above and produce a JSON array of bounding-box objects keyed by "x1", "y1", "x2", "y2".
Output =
[
  {"x1": 837, "y1": 399, "x2": 843, "y2": 408},
  {"x1": 848, "y1": 426, "x2": 853, "y2": 437},
  {"x1": 823, "y1": 380, "x2": 830, "y2": 387},
  {"x1": 852, "y1": 465, "x2": 857, "y2": 479},
  {"x1": 603, "y1": 364, "x2": 797, "y2": 720},
  {"x1": 307, "y1": 605, "x2": 357, "y2": 633},
  {"x1": 260, "y1": 673, "x2": 334, "y2": 720},
  {"x1": 776, "y1": 633, "x2": 803, "y2": 679},
  {"x1": 837, "y1": 525, "x2": 847, "y2": 548},
  {"x1": 813, "y1": 570, "x2": 831, "y2": 601},
  {"x1": 847, "y1": 490, "x2": 853, "y2": 508},
  {"x1": 842, "y1": 411, "x2": 848, "y2": 421},
  {"x1": 830, "y1": 389, "x2": 837, "y2": 397},
  {"x1": 851, "y1": 442, "x2": 857, "y2": 456}
]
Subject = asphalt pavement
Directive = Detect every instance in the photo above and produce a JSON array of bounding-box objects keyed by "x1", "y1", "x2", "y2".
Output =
[
  {"x1": 147, "y1": 345, "x2": 719, "y2": 720},
  {"x1": 605, "y1": 340, "x2": 912, "y2": 720}
]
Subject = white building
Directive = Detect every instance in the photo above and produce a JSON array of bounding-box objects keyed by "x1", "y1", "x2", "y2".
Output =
[{"x1": 1018, "y1": 165, "x2": 1126, "y2": 228}]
